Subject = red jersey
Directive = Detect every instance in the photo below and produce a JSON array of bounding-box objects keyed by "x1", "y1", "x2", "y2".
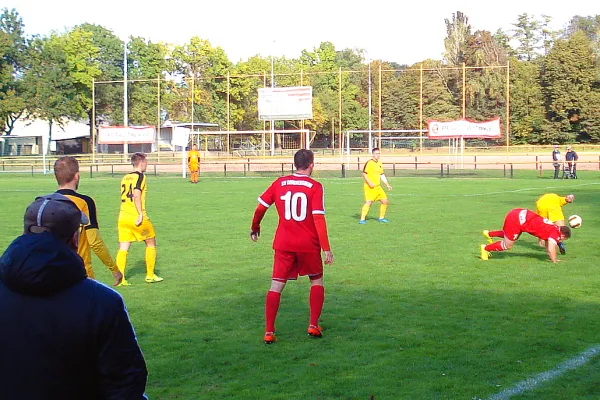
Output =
[
  {"x1": 258, "y1": 173, "x2": 325, "y2": 252},
  {"x1": 503, "y1": 209, "x2": 562, "y2": 243}
]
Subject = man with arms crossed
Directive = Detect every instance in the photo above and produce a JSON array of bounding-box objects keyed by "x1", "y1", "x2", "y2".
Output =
[
  {"x1": 54, "y1": 156, "x2": 123, "y2": 286},
  {"x1": 480, "y1": 208, "x2": 571, "y2": 263},
  {"x1": 117, "y1": 152, "x2": 162, "y2": 285},
  {"x1": 359, "y1": 147, "x2": 392, "y2": 224},
  {"x1": 250, "y1": 149, "x2": 334, "y2": 344}
]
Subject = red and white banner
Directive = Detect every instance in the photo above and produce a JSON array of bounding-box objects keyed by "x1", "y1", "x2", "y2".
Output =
[
  {"x1": 258, "y1": 86, "x2": 313, "y2": 121},
  {"x1": 97, "y1": 126, "x2": 155, "y2": 144},
  {"x1": 427, "y1": 118, "x2": 501, "y2": 139}
]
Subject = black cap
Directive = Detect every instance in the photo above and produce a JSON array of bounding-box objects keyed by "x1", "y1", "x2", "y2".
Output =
[{"x1": 24, "y1": 193, "x2": 89, "y2": 240}]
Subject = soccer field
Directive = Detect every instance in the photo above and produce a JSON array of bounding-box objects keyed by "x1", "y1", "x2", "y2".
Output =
[{"x1": 1, "y1": 172, "x2": 599, "y2": 399}]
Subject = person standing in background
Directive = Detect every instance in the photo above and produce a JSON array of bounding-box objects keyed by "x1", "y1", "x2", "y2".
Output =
[
  {"x1": 188, "y1": 144, "x2": 201, "y2": 184},
  {"x1": 552, "y1": 145, "x2": 561, "y2": 179}
]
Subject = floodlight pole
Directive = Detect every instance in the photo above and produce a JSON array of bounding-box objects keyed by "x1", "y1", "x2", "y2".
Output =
[
  {"x1": 270, "y1": 42, "x2": 275, "y2": 156},
  {"x1": 123, "y1": 36, "x2": 129, "y2": 159},
  {"x1": 368, "y1": 57, "x2": 373, "y2": 154}
]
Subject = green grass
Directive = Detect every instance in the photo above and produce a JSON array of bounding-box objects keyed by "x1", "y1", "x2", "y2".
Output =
[{"x1": 1, "y1": 172, "x2": 599, "y2": 399}]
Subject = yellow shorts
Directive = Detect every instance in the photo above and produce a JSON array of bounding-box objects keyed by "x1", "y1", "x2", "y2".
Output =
[
  {"x1": 536, "y1": 205, "x2": 564, "y2": 223},
  {"x1": 189, "y1": 165, "x2": 199, "y2": 173},
  {"x1": 118, "y1": 214, "x2": 156, "y2": 242},
  {"x1": 364, "y1": 186, "x2": 387, "y2": 202}
]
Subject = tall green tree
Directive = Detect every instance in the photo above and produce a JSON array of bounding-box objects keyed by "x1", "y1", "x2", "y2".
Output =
[
  {"x1": 444, "y1": 11, "x2": 472, "y2": 66},
  {"x1": 127, "y1": 36, "x2": 167, "y2": 126},
  {"x1": 167, "y1": 37, "x2": 231, "y2": 126},
  {"x1": 22, "y1": 35, "x2": 80, "y2": 134},
  {"x1": 509, "y1": 58, "x2": 545, "y2": 144},
  {"x1": 542, "y1": 31, "x2": 598, "y2": 142},
  {"x1": 0, "y1": 8, "x2": 27, "y2": 134},
  {"x1": 78, "y1": 24, "x2": 124, "y2": 127}
]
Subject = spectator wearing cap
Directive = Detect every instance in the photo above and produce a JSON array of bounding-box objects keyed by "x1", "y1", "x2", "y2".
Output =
[
  {"x1": 552, "y1": 145, "x2": 561, "y2": 179},
  {"x1": 0, "y1": 193, "x2": 148, "y2": 400},
  {"x1": 565, "y1": 146, "x2": 579, "y2": 177}
]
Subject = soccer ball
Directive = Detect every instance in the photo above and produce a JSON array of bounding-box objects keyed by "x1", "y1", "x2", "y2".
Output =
[{"x1": 568, "y1": 215, "x2": 582, "y2": 229}]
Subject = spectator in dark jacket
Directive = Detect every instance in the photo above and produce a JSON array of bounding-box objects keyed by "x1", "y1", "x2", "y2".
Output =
[
  {"x1": 565, "y1": 146, "x2": 579, "y2": 176},
  {"x1": 0, "y1": 193, "x2": 148, "y2": 400}
]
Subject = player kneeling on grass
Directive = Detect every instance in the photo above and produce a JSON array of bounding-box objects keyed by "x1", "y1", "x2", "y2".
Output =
[
  {"x1": 481, "y1": 208, "x2": 571, "y2": 263},
  {"x1": 250, "y1": 149, "x2": 334, "y2": 344}
]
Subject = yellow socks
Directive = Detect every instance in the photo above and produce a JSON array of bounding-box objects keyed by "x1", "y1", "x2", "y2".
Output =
[
  {"x1": 145, "y1": 246, "x2": 156, "y2": 278},
  {"x1": 116, "y1": 250, "x2": 128, "y2": 277},
  {"x1": 360, "y1": 204, "x2": 370, "y2": 220},
  {"x1": 379, "y1": 204, "x2": 388, "y2": 219}
]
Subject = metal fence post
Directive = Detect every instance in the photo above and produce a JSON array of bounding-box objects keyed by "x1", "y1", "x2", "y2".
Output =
[
  {"x1": 341, "y1": 163, "x2": 346, "y2": 178},
  {"x1": 414, "y1": 157, "x2": 417, "y2": 170},
  {"x1": 154, "y1": 164, "x2": 157, "y2": 177},
  {"x1": 393, "y1": 163, "x2": 396, "y2": 176},
  {"x1": 90, "y1": 165, "x2": 93, "y2": 178},
  {"x1": 440, "y1": 164, "x2": 443, "y2": 178},
  {"x1": 510, "y1": 164, "x2": 514, "y2": 179},
  {"x1": 224, "y1": 163, "x2": 227, "y2": 177}
]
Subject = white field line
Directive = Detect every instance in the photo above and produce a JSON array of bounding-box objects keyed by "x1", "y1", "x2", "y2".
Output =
[{"x1": 485, "y1": 344, "x2": 600, "y2": 400}]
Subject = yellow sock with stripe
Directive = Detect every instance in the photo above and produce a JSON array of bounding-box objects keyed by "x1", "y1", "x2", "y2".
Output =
[
  {"x1": 145, "y1": 246, "x2": 157, "y2": 278},
  {"x1": 360, "y1": 204, "x2": 370, "y2": 220},
  {"x1": 116, "y1": 250, "x2": 128, "y2": 277},
  {"x1": 379, "y1": 204, "x2": 388, "y2": 219}
]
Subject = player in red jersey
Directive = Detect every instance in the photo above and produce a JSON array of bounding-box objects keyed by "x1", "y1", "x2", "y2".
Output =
[
  {"x1": 480, "y1": 208, "x2": 571, "y2": 263},
  {"x1": 250, "y1": 149, "x2": 334, "y2": 344}
]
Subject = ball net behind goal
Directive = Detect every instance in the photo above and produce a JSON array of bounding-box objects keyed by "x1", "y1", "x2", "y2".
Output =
[{"x1": 188, "y1": 129, "x2": 311, "y2": 157}]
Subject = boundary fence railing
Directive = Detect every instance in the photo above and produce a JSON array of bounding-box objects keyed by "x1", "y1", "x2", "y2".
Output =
[{"x1": 0, "y1": 158, "x2": 597, "y2": 179}]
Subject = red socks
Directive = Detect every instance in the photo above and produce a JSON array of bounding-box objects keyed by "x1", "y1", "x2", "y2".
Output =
[
  {"x1": 485, "y1": 241, "x2": 506, "y2": 252},
  {"x1": 309, "y1": 285, "x2": 325, "y2": 327},
  {"x1": 489, "y1": 230, "x2": 504, "y2": 238},
  {"x1": 265, "y1": 291, "x2": 281, "y2": 333}
]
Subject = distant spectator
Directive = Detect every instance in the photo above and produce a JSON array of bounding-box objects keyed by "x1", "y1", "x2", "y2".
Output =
[
  {"x1": 565, "y1": 146, "x2": 579, "y2": 177},
  {"x1": 552, "y1": 145, "x2": 561, "y2": 179},
  {"x1": 0, "y1": 193, "x2": 148, "y2": 400}
]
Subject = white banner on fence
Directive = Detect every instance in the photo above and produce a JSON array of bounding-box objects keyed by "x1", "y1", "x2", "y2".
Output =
[
  {"x1": 427, "y1": 118, "x2": 501, "y2": 139},
  {"x1": 97, "y1": 126, "x2": 156, "y2": 144},
  {"x1": 258, "y1": 86, "x2": 313, "y2": 121}
]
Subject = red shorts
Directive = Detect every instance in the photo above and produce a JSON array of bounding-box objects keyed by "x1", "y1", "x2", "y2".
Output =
[
  {"x1": 273, "y1": 250, "x2": 323, "y2": 281},
  {"x1": 502, "y1": 209, "x2": 525, "y2": 241}
]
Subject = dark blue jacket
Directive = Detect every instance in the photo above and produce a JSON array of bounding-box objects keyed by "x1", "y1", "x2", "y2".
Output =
[{"x1": 0, "y1": 232, "x2": 148, "y2": 400}]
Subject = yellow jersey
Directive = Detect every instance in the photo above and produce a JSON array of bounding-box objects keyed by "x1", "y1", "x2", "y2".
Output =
[
  {"x1": 363, "y1": 159, "x2": 384, "y2": 188},
  {"x1": 120, "y1": 171, "x2": 148, "y2": 218},
  {"x1": 56, "y1": 189, "x2": 93, "y2": 267},
  {"x1": 536, "y1": 193, "x2": 567, "y2": 211},
  {"x1": 188, "y1": 150, "x2": 200, "y2": 168}
]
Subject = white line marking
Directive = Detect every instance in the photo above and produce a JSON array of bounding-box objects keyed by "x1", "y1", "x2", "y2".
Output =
[{"x1": 485, "y1": 344, "x2": 600, "y2": 400}]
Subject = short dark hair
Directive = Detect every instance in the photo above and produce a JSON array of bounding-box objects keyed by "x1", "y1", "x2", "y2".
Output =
[
  {"x1": 131, "y1": 152, "x2": 147, "y2": 167},
  {"x1": 372, "y1": 147, "x2": 380, "y2": 153},
  {"x1": 294, "y1": 149, "x2": 314, "y2": 170},
  {"x1": 559, "y1": 225, "x2": 571, "y2": 239},
  {"x1": 54, "y1": 156, "x2": 79, "y2": 186}
]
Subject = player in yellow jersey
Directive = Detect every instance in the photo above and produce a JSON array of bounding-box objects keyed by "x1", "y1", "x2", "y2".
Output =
[
  {"x1": 116, "y1": 152, "x2": 163, "y2": 285},
  {"x1": 359, "y1": 148, "x2": 392, "y2": 224},
  {"x1": 53, "y1": 156, "x2": 123, "y2": 286},
  {"x1": 188, "y1": 144, "x2": 201, "y2": 184},
  {"x1": 535, "y1": 193, "x2": 574, "y2": 225}
]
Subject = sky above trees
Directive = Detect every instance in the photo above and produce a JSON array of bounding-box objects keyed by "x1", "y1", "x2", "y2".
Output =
[{"x1": 3, "y1": 0, "x2": 599, "y2": 65}]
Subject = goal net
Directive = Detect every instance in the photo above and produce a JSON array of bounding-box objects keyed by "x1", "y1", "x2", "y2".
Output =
[
  {"x1": 181, "y1": 129, "x2": 310, "y2": 177},
  {"x1": 343, "y1": 129, "x2": 466, "y2": 167}
]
